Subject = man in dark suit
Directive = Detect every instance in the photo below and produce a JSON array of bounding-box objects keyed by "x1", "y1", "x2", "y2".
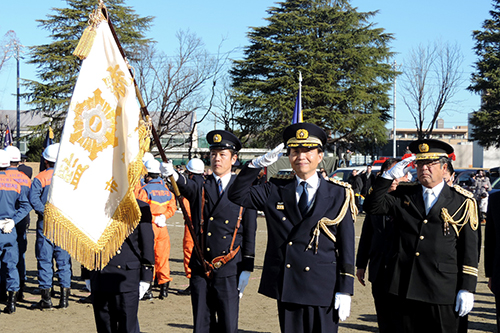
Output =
[
  {"x1": 361, "y1": 164, "x2": 376, "y2": 197},
  {"x1": 18, "y1": 154, "x2": 33, "y2": 180},
  {"x1": 364, "y1": 139, "x2": 479, "y2": 333},
  {"x1": 484, "y1": 191, "x2": 500, "y2": 331},
  {"x1": 227, "y1": 123, "x2": 356, "y2": 333},
  {"x1": 162, "y1": 130, "x2": 257, "y2": 333},
  {"x1": 356, "y1": 158, "x2": 404, "y2": 333},
  {"x1": 90, "y1": 199, "x2": 155, "y2": 333}
]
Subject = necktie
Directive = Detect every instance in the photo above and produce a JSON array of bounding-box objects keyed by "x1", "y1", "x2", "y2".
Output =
[
  {"x1": 424, "y1": 188, "x2": 433, "y2": 214},
  {"x1": 298, "y1": 181, "x2": 309, "y2": 217},
  {"x1": 217, "y1": 178, "x2": 223, "y2": 196}
]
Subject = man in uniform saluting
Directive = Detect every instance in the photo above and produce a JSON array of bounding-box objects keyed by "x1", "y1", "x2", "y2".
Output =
[
  {"x1": 162, "y1": 130, "x2": 257, "y2": 333},
  {"x1": 364, "y1": 139, "x2": 479, "y2": 333},
  {"x1": 228, "y1": 123, "x2": 356, "y2": 333}
]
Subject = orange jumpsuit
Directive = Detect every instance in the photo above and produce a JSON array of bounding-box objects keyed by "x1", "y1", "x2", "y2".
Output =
[
  {"x1": 138, "y1": 177, "x2": 176, "y2": 285},
  {"x1": 181, "y1": 197, "x2": 193, "y2": 279}
]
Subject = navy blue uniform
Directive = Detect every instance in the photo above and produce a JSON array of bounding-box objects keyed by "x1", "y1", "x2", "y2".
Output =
[
  {"x1": 228, "y1": 164, "x2": 355, "y2": 333},
  {"x1": 91, "y1": 199, "x2": 155, "y2": 333},
  {"x1": 0, "y1": 170, "x2": 31, "y2": 292},
  {"x1": 485, "y1": 191, "x2": 500, "y2": 331},
  {"x1": 175, "y1": 172, "x2": 257, "y2": 333}
]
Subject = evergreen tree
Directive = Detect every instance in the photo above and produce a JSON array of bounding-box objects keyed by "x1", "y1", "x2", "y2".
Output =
[
  {"x1": 468, "y1": 0, "x2": 500, "y2": 148},
  {"x1": 230, "y1": 0, "x2": 396, "y2": 148},
  {"x1": 23, "y1": 0, "x2": 153, "y2": 135}
]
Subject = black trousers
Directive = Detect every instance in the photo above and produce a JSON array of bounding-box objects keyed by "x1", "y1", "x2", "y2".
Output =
[
  {"x1": 395, "y1": 297, "x2": 459, "y2": 333},
  {"x1": 372, "y1": 287, "x2": 403, "y2": 333},
  {"x1": 190, "y1": 274, "x2": 239, "y2": 333},
  {"x1": 92, "y1": 290, "x2": 140, "y2": 333},
  {"x1": 277, "y1": 300, "x2": 338, "y2": 333}
]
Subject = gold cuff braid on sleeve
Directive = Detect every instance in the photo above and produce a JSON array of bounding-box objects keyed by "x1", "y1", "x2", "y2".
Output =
[{"x1": 462, "y1": 265, "x2": 478, "y2": 277}]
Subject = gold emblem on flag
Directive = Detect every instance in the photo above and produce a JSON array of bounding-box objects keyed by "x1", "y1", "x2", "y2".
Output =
[
  {"x1": 419, "y1": 143, "x2": 429, "y2": 153},
  {"x1": 213, "y1": 134, "x2": 222, "y2": 143},
  {"x1": 69, "y1": 88, "x2": 119, "y2": 161},
  {"x1": 296, "y1": 129, "x2": 309, "y2": 140}
]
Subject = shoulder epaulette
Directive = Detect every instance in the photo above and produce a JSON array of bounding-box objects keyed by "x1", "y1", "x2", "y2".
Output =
[
  {"x1": 452, "y1": 185, "x2": 474, "y2": 198},
  {"x1": 327, "y1": 177, "x2": 351, "y2": 189}
]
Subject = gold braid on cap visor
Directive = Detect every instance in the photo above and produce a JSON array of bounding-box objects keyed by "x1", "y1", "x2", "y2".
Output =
[
  {"x1": 415, "y1": 152, "x2": 448, "y2": 160},
  {"x1": 286, "y1": 136, "x2": 323, "y2": 148}
]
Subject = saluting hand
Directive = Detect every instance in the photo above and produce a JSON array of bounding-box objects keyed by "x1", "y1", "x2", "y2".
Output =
[
  {"x1": 382, "y1": 155, "x2": 415, "y2": 180},
  {"x1": 251, "y1": 143, "x2": 285, "y2": 168}
]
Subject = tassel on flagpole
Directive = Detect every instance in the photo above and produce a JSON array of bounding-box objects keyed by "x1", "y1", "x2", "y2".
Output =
[{"x1": 73, "y1": 2, "x2": 106, "y2": 60}]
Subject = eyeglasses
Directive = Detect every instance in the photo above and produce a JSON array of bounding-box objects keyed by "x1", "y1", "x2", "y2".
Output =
[{"x1": 416, "y1": 160, "x2": 441, "y2": 168}]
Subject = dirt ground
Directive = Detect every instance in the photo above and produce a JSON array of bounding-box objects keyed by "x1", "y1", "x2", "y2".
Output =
[{"x1": 0, "y1": 209, "x2": 496, "y2": 332}]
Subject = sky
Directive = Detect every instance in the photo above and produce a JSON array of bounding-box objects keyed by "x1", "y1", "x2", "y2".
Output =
[{"x1": 0, "y1": 0, "x2": 494, "y2": 135}]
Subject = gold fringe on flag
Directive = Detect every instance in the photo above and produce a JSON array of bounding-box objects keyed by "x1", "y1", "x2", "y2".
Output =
[
  {"x1": 43, "y1": 120, "x2": 151, "y2": 270},
  {"x1": 73, "y1": 3, "x2": 106, "y2": 60}
]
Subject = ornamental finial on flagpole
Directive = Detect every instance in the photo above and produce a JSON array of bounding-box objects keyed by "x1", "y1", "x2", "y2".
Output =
[{"x1": 73, "y1": 1, "x2": 107, "y2": 60}]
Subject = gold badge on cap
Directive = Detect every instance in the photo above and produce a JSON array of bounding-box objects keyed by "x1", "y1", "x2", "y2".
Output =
[
  {"x1": 213, "y1": 134, "x2": 222, "y2": 143},
  {"x1": 419, "y1": 143, "x2": 429, "y2": 153},
  {"x1": 296, "y1": 129, "x2": 309, "y2": 140}
]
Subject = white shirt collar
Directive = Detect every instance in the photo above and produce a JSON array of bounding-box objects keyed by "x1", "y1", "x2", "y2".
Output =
[
  {"x1": 422, "y1": 180, "x2": 445, "y2": 197},
  {"x1": 295, "y1": 172, "x2": 320, "y2": 189},
  {"x1": 213, "y1": 172, "x2": 232, "y2": 192}
]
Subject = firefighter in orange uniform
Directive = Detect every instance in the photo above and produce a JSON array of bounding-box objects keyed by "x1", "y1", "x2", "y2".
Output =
[{"x1": 138, "y1": 159, "x2": 177, "y2": 299}]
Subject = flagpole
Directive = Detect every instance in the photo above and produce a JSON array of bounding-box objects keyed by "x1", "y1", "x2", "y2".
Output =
[
  {"x1": 103, "y1": 8, "x2": 211, "y2": 277},
  {"x1": 298, "y1": 71, "x2": 302, "y2": 123}
]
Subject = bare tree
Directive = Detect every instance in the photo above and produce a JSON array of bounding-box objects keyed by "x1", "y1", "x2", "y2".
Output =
[
  {"x1": 401, "y1": 42, "x2": 464, "y2": 139},
  {"x1": 133, "y1": 30, "x2": 230, "y2": 156},
  {"x1": 0, "y1": 31, "x2": 19, "y2": 73}
]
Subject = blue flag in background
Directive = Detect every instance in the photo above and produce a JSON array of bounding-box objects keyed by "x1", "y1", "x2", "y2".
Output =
[
  {"x1": 3, "y1": 124, "x2": 12, "y2": 148},
  {"x1": 39, "y1": 126, "x2": 54, "y2": 172},
  {"x1": 292, "y1": 89, "x2": 302, "y2": 124}
]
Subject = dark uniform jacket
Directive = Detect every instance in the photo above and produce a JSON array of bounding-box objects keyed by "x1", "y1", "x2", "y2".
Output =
[
  {"x1": 364, "y1": 177, "x2": 479, "y2": 305},
  {"x1": 356, "y1": 214, "x2": 395, "y2": 285},
  {"x1": 176, "y1": 172, "x2": 257, "y2": 278},
  {"x1": 90, "y1": 200, "x2": 155, "y2": 293},
  {"x1": 228, "y1": 164, "x2": 355, "y2": 307},
  {"x1": 485, "y1": 191, "x2": 500, "y2": 295}
]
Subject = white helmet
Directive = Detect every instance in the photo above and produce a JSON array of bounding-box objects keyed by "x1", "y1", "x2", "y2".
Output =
[
  {"x1": 4, "y1": 146, "x2": 20, "y2": 162},
  {"x1": 42, "y1": 143, "x2": 60, "y2": 163},
  {"x1": 144, "y1": 159, "x2": 161, "y2": 174},
  {"x1": 186, "y1": 158, "x2": 205, "y2": 174},
  {"x1": 142, "y1": 152, "x2": 154, "y2": 163},
  {"x1": 0, "y1": 150, "x2": 10, "y2": 168}
]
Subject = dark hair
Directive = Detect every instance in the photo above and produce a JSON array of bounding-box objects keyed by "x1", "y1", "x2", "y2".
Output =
[
  {"x1": 446, "y1": 160, "x2": 454, "y2": 175},
  {"x1": 381, "y1": 158, "x2": 401, "y2": 173}
]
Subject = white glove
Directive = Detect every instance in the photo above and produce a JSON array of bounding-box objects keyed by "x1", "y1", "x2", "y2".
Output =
[
  {"x1": 154, "y1": 214, "x2": 167, "y2": 228},
  {"x1": 334, "y1": 292, "x2": 351, "y2": 321},
  {"x1": 1, "y1": 219, "x2": 15, "y2": 234},
  {"x1": 251, "y1": 143, "x2": 284, "y2": 168},
  {"x1": 238, "y1": 271, "x2": 251, "y2": 299},
  {"x1": 85, "y1": 279, "x2": 91, "y2": 292},
  {"x1": 139, "y1": 281, "x2": 150, "y2": 299},
  {"x1": 382, "y1": 155, "x2": 416, "y2": 180},
  {"x1": 455, "y1": 289, "x2": 474, "y2": 317},
  {"x1": 160, "y1": 161, "x2": 178, "y2": 181}
]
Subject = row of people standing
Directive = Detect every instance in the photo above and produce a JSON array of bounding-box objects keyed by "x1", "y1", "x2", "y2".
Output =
[{"x1": 0, "y1": 143, "x2": 72, "y2": 314}]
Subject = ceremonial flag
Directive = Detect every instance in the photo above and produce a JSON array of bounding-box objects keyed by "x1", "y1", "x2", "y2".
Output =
[
  {"x1": 39, "y1": 126, "x2": 54, "y2": 172},
  {"x1": 44, "y1": 7, "x2": 149, "y2": 270},
  {"x1": 3, "y1": 124, "x2": 12, "y2": 147},
  {"x1": 291, "y1": 89, "x2": 302, "y2": 124},
  {"x1": 292, "y1": 71, "x2": 303, "y2": 124}
]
